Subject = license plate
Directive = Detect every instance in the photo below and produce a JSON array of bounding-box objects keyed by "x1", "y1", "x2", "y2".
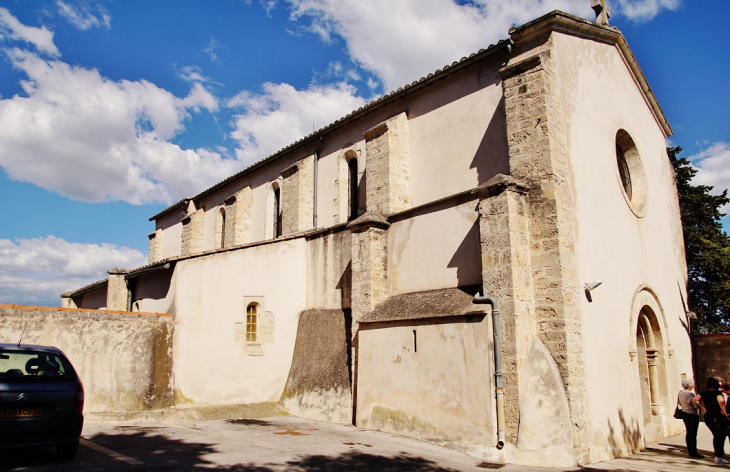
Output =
[{"x1": 1, "y1": 408, "x2": 43, "y2": 418}]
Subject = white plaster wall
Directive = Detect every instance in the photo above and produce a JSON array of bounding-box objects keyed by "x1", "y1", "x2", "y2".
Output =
[
  {"x1": 388, "y1": 200, "x2": 481, "y2": 296},
  {"x1": 306, "y1": 230, "x2": 351, "y2": 310},
  {"x1": 202, "y1": 204, "x2": 220, "y2": 252},
  {"x1": 554, "y1": 33, "x2": 690, "y2": 462},
  {"x1": 357, "y1": 319, "x2": 493, "y2": 442},
  {"x1": 172, "y1": 238, "x2": 307, "y2": 405},
  {"x1": 80, "y1": 286, "x2": 107, "y2": 309},
  {"x1": 158, "y1": 217, "x2": 183, "y2": 260},
  {"x1": 407, "y1": 62, "x2": 509, "y2": 206},
  {"x1": 132, "y1": 270, "x2": 176, "y2": 314}
]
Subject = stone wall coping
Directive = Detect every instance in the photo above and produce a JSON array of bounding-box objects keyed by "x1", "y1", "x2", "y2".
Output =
[
  {"x1": 0, "y1": 304, "x2": 172, "y2": 318},
  {"x1": 107, "y1": 268, "x2": 130, "y2": 275}
]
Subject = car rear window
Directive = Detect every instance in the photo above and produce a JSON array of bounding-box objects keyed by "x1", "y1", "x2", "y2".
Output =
[{"x1": 0, "y1": 349, "x2": 76, "y2": 382}]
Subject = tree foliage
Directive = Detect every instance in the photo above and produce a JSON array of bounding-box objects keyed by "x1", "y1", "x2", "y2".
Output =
[{"x1": 669, "y1": 146, "x2": 730, "y2": 333}]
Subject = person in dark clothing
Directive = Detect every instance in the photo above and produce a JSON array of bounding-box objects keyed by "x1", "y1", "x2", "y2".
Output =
[{"x1": 693, "y1": 377, "x2": 729, "y2": 464}]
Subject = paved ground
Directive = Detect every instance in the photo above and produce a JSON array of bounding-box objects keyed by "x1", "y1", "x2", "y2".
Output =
[{"x1": 0, "y1": 416, "x2": 725, "y2": 471}]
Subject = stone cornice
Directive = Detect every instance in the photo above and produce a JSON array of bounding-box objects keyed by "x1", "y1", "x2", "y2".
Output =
[
  {"x1": 281, "y1": 162, "x2": 299, "y2": 177},
  {"x1": 472, "y1": 174, "x2": 531, "y2": 199},
  {"x1": 363, "y1": 123, "x2": 389, "y2": 141},
  {"x1": 346, "y1": 211, "x2": 390, "y2": 232}
]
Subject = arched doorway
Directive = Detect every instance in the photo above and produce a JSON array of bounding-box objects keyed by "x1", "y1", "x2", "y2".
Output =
[
  {"x1": 636, "y1": 306, "x2": 664, "y2": 424},
  {"x1": 630, "y1": 288, "x2": 670, "y2": 442}
]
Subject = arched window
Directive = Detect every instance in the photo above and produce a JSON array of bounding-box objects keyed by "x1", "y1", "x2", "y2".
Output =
[
  {"x1": 273, "y1": 186, "x2": 282, "y2": 237},
  {"x1": 348, "y1": 157, "x2": 358, "y2": 220},
  {"x1": 246, "y1": 304, "x2": 257, "y2": 342},
  {"x1": 219, "y1": 208, "x2": 227, "y2": 248}
]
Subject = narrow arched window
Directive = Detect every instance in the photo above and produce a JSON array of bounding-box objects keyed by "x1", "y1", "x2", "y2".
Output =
[
  {"x1": 219, "y1": 208, "x2": 226, "y2": 248},
  {"x1": 348, "y1": 157, "x2": 358, "y2": 220},
  {"x1": 246, "y1": 304, "x2": 257, "y2": 342},
  {"x1": 273, "y1": 187, "x2": 282, "y2": 237}
]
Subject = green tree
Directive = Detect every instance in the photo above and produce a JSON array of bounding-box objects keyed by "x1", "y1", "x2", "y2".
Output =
[{"x1": 670, "y1": 146, "x2": 730, "y2": 333}]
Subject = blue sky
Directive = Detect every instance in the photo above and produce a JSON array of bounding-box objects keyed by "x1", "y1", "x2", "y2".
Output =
[{"x1": 0, "y1": 0, "x2": 728, "y2": 306}]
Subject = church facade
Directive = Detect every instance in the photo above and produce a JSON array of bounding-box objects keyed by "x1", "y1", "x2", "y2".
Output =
[{"x1": 62, "y1": 11, "x2": 691, "y2": 466}]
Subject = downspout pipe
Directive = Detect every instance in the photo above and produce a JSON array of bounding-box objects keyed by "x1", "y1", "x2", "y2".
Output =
[
  {"x1": 313, "y1": 136, "x2": 324, "y2": 229},
  {"x1": 473, "y1": 292, "x2": 505, "y2": 450}
]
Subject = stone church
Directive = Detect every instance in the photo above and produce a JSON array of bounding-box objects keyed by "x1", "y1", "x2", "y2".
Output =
[{"x1": 60, "y1": 9, "x2": 691, "y2": 467}]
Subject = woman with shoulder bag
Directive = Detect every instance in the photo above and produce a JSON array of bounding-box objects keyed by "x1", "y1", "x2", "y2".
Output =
[
  {"x1": 693, "y1": 377, "x2": 729, "y2": 463},
  {"x1": 678, "y1": 378, "x2": 702, "y2": 458}
]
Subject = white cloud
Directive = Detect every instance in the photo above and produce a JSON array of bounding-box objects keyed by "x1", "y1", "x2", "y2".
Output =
[
  {"x1": 0, "y1": 7, "x2": 59, "y2": 57},
  {"x1": 0, "y1": 48, "x2": 238, "y2": 205},
  {"x1": 0, "y1": 236, "x2": 147, "y2": 307},
  {"x1": 204, "y1": 37, "x2": 221, "y2": 63},
  {"x1": 690, "y1": 141, "x2": 730, "y2": 213},
  {"x1": 56, "y1": 1, "x2": 111, "y2": 31},
  {"x1": 179, "y1": 65, "x2": 210, "y2": 83},
  {"x1": 285, "y1": 0, "x2": 679, "y2": 91},
  {"x1": 613, "y1": 0, "x2": 679, "y2": 23},
  {"x1": 227, "y1": 81, "x2": 367, "y2": 163}
]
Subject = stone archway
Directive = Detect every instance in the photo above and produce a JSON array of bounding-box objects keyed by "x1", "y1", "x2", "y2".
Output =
[{"x1": 629, "y1": 288, "x2": 670, "y2": 442}]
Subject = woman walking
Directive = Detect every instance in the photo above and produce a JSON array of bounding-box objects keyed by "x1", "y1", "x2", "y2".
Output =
[
  {"x1": 693, "y1": 377, "x2": 729, "y2": 464},
  {"x1": 678, "y1": 378, "x2": 702, "y2": 458}
]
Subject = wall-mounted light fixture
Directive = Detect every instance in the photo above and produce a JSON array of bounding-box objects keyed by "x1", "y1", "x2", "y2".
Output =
[{"x1": 584, "y1": 281, "x2": 602, "y2": 302}]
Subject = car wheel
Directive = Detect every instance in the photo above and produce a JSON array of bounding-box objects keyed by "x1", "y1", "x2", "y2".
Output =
[{"x1": 57, "y1": 439, "x2": 79, "y2": 460}]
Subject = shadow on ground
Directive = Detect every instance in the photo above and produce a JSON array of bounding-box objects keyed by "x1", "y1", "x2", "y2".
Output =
[{"x1": 0, "y1": 425, "x2": 469, "y2": 471}]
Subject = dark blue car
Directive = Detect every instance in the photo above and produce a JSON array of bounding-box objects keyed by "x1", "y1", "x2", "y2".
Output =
[{"x1": 0, "y1": 343, "x2": 84, "y2": 459}]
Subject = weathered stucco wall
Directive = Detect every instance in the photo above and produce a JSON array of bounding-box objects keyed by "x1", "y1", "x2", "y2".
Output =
[
  {"x1": 0, "y1": 307, "x2": 173, "y2": 413},
  {"x1": 158, "y1": 216, "x2": 183, "y2": 260},
  {"x1": 131, "y1": 269, "x2": 176, "y2": 314},
  {"x1": 172, "y1": 238, "x2": 307, "y2": 406},
  {"x1": 388, "y1": 200, "x2": 481, "y2": 297},
  {"x1": 407, "y1": 55, "x2": 509, "y2": 206},
  {"x1": 693, "y1": 335, "x2": 730, "y2": 385},
  {"x1": 281, "y1": 309, "x2": 351, "y2": 423},
  {"x1": 357, "y1": 316, "x2": 493, "y2": 443},
  {"x1": 306, "y1": 229, "x2": 352, "y2": 310},
  {"x1": 555, "y1": 32, "x2": 690, "y2": 461}
]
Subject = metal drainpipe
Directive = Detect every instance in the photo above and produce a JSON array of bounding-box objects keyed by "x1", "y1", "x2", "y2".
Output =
[
  {"x1": 473, "y1": 292, "x2": 505, "y2": 449},
  {"x1": 125, "y1": 278, "x2": 132, "y2": 312},
  {"x1": 313, "y1": 137, "x2": 324, "y2": 229}
]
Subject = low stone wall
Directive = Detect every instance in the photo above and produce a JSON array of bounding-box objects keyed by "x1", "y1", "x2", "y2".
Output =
[
  {"x1": 0, "y1": 306, "x2": 173, "y2": 413},
  {"x1": 693, "y1": 334, "x2": 730, "y2": 385}
]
